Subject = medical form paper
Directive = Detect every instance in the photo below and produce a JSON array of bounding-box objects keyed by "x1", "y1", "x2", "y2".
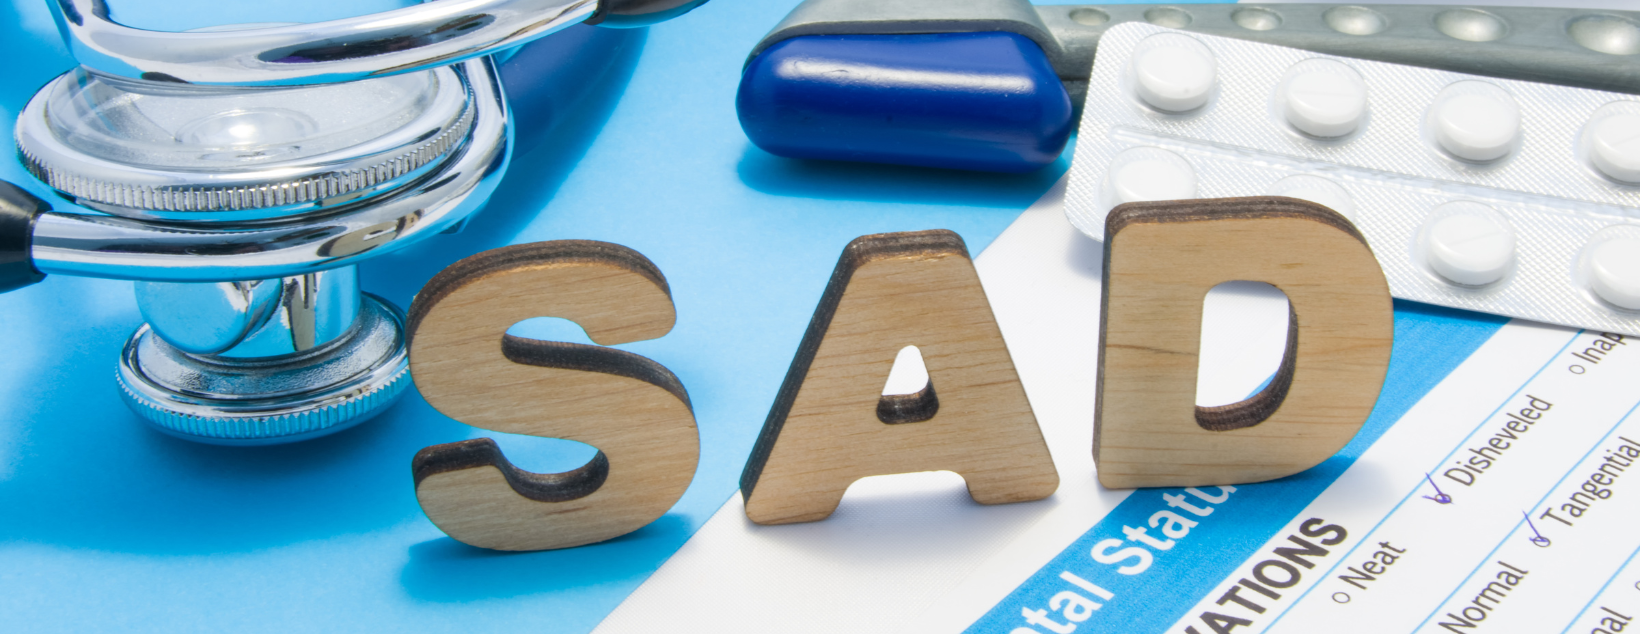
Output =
[
  {"x1": 934, "y1": 209, "x2": 1640, "y2": 633},
  {"x1": 595, "y1": 180, "x2": 1640, "y2": 634},
  {"x1": 957, "y1": 319, "x2": 1640, "y2": 634}
]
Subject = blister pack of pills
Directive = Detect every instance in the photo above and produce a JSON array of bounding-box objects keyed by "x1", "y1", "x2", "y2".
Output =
[{"x1": 1065, "y1": 23, "x2": 1640, "y2": 337}]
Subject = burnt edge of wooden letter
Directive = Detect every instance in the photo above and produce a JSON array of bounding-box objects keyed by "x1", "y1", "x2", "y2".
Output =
[
  {"x1": 405, "y1": 239, "x2": 690, "y2": 409},
  {"x1": 406, "y1": 239, "x2": 671, "y2": 343},
  {"x1": 413, "y1": 437, "x2": 611, "y2": 503}
]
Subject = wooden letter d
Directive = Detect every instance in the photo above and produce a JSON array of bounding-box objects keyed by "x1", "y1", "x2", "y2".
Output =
[{"x1": 1096, "y1": 197, "x2": 1394, "y2": 489}]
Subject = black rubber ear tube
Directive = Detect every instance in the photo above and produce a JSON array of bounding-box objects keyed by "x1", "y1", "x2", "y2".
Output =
[{"x1": 0, "y1": 180, "x2": 47, "y2": 293}]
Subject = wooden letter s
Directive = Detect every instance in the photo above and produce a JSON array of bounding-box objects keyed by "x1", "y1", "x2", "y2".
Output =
[
  {"x1": 407, "y1": 241, "x2": 698, "y2": 551},
  {"x1": 1096, "y1": 197, "x2": 1393, "y2": 489},
  {"x1": 741, "y1": 230, "x2": 1058, "y2": 525}
]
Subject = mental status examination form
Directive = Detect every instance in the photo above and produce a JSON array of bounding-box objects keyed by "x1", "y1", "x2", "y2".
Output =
[
  {"x1": 1167, "y1": 326, "x2": 1639, "y2": 634},
  {"x1": 950, "y1": 310, "x2": 1640, "y2": 634}
]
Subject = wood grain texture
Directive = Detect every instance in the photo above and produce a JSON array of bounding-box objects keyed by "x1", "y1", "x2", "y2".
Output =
[
  {"x1": 1096, "y1": 197, "x2": 1393, "y2": 489},
  {"x1": 741, "y1": 230, "x2": 1058, "y2": 525},
  {"x1": 407, "y1": 240, "x2": 698, "y2": 551}
]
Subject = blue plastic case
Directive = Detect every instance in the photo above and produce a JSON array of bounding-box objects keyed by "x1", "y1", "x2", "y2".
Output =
[{"x1": 737, "y1": 32, "x2": 1073, "y2": 173}]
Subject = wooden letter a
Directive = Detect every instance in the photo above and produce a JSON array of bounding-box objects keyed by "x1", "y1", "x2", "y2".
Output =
[{"x1": 741, "y1": 230, "x2": 1058, "y2": 525}]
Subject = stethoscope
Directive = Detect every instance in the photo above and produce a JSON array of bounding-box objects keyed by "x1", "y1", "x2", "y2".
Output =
[{"x1": 0, "y1": 0, "x2": 705, "y2": 445}]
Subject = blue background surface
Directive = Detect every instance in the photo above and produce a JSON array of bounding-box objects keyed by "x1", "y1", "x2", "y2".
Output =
[
  {"x1": 0, "y1": 0, "x2": 1405, "y2": 631},
  {"x1": 0, "y1": 0, "x2": 1076, "y2": 631}
]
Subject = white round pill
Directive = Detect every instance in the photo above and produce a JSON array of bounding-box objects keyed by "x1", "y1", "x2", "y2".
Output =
[
  {"x1": 1109, "y1": 158, "x2": 1197, "y2": 205},
  {"x1": 1589, "y1": 237, "x2": 1640, "y2": 309},
  {"x1": 1420, "y1": 204, "x2": 1515, "y2": 286},
  {"x1": 1281, "y1": 69, "x2": 1367, "y2": 137},
  {"x1": 1589, "y1": 113, "x2": 1640, "y2": 183},
  {"x1": 1431, "y1": 92, "x2": 1520, "y2": 162},
  {"x1": 1134, "y1": 46, "x2": 1216, "y2": 112}
]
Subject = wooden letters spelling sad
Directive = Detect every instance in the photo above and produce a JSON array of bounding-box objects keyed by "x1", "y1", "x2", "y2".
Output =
[{"x1": 406, "y1": 198, "x2": 1394, "y2": 551}]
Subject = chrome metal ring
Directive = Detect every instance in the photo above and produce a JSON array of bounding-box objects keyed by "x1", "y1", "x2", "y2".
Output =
[
  {"x1": 16, "y1": 67, "x2": 473, "y2": 220},
  {"x1": 116, "y1": 293, "x2": 410, "y2": 445},
  {"x1": 28, "y1": 57, "x2": 511, "y2": 283}
]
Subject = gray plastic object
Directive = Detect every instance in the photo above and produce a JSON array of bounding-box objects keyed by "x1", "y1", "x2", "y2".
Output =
[{"x1": 749, "y1": 1, "x2": 1640, "y2": 110}]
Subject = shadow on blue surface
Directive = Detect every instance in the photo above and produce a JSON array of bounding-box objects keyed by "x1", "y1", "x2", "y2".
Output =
[
  {"x1": 736, "y1": 145, "x2": 1069, "y2": 208},
  {"x1": 399, "y1": 514, "x2": 693, "y2": 602},
  {"x1": 0, "y1": 353, "x2": 462, "y2": 552}
]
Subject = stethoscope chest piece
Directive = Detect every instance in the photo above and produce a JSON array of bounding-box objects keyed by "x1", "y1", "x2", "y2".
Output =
[
  {"x1": 15, "y1": 62, "x2": 498, "y2": 444},
  {"x1": 6, "y1": 2, "x2": 534, "y2": 445},
  {"x1": 117, "y1": 288, "x2": 411, "y2": 445}
]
